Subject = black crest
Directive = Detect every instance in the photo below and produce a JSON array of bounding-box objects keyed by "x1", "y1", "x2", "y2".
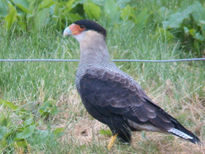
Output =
[{"x1": 74, "y1": 19, "x2": 106, "y2": 38}]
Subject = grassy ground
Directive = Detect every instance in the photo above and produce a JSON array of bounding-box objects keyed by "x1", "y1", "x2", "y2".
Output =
[{"x1": 0, "y1": 1, "x2": 205, "y2": 153}]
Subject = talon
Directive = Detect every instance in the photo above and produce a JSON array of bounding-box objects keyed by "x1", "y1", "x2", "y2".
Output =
[{"x1": 107, "y1": 134, "x2": 118, "y2": 150}]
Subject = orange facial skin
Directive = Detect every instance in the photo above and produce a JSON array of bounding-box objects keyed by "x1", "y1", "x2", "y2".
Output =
[{"x1": 69, "y1": 24, "x2": 85, "y2": 35}]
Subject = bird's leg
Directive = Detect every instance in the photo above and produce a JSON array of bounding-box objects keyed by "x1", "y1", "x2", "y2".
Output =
[{"x1": 107, "y1": 134, "x2": 118, "y2": 150}]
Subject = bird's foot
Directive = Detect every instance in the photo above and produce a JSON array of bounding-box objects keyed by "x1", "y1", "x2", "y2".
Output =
[{"x1": 107, "y1": 134, "x2": 118, "y2": 150}]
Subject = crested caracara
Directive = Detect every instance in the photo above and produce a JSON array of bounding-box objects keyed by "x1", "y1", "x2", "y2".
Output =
[{"x1": 63, "y1": 19, "x2": 200, "y2": 150}]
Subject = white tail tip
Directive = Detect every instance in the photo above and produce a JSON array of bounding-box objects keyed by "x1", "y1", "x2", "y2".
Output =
[{"x1": 168, "y1": 128, "x2": 193, "y2": 140}]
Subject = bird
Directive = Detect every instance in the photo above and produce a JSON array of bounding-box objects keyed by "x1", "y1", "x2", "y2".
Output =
[{"x1": 63, "y1": 19, "x2": 200, "y2": 150}]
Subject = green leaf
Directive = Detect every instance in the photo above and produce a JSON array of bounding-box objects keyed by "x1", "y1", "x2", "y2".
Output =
[
  {"x1": 12, "y1": 0, "x2": 30, "y2": 13},
  {"x1": 4, "y1": 3, "x2": 17, "y2": 30},
  {"x1": 15, "y1": 140, "x2": 27, "y2": 147},
  {"x1": 117, "y1": 0, "x2": 131, "y2": 8},
  {"x1": 24, "y1": 117, "x2": 34, "y2": 126},
  {"x1": 65, "y1": 0, "x2": 75, "y2": 12},
  {"x1": 38, "y1": 100, "x2": 58, "y2": 117},
  {"x1": 190, "y1": 2, "x2": 205, "y2": 23},
  {"x1": 163, "y1": 12, "x2": 187, "y2": 29},
  {"x1": 33, "y1": 129, "x2": 50, "y2": 143},
  {"x1": 189, "y1": 28, "x2": 196, "y2": 36},
  {"x1": 66, "y1": 13, "x2": 82, "y2": 23},
  {"x1": 0, "y1": 0, "x2": 8, "y2": 17},
  {"x1": 193, "y1": 32, "x2": 204, "y2": 41},
  {"x1": 199, "y1": 20, "x2": 205, "y2": 25},
  {"x1": 83, "y1": 1, "x2": 101, "y2": 19},
  {"x1": 15, "y1": 125, "x2": 35, "y2": 140},
  {"x1": 34, "y1": 8, "x2": 50, "y2": 31},
  {"x1": 99, "y1": 129, "x2": 112, "y2": 136},
  {"x1": 38, "y1": 0, "x2": 55, "y2": 10},
  {"x1": 120, "y1": 5, "x2": 135, "y2": 21},
  {"x1": 163, "y1": 3, "x2": 197, "y2": 29},
  {"x1": 0, "y1": 99, "x2": 18, "y2": 110},
  {"x1": 16, "y1": 15, "x2": 27, "y2": 30},
  {"x1": 53, "y1": 127, "x2": 64, "y2": 137},
  {"x1": 104, "y1": 0, "x2": 119, "y2": 23},
  {"x1": 183, "y1": 26, "x2": 189, "y2": 35},
  {"x1": 134, "y1": 9, "x2": 150, "y2": 30}
]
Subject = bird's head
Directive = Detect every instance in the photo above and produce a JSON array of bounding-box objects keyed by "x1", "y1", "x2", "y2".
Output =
[{"x1": 63, "y1": 19, "x2": 106, "y2": 42}]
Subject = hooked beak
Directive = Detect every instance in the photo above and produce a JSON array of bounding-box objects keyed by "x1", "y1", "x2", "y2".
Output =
[{"x1": 63, "y1": 26, "x2": 72, "y2": 37}]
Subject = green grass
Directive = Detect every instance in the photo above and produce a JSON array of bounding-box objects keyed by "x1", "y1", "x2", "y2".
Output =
[{"x1": 0, "y1": 1, "x2": 205, "y2": 153}]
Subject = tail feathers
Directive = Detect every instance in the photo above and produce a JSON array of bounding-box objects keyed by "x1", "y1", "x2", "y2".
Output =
[
  {"x1": 168, "y1": 128, "x2": 200, "y2": 144},
  {"x1": 117, "y1": 128, "x2": 131, "y2": 144}
]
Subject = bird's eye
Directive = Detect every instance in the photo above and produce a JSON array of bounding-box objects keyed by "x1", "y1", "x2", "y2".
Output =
[{"x1": 80, "y1": 25, "x2": 85, "y2": 28}]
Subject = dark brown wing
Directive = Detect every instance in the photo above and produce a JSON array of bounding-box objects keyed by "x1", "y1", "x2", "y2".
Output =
[
  {"x1": 79, "y1": 68, "x2": 175, "y2": 131},
  {"x1": 79, "y1": 68, "x2": 200, "y2": 144}
]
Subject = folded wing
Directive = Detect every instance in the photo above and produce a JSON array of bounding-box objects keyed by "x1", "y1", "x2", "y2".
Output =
[{"x1": 79, "y1": 68, "x2": 200, "y2": 144}]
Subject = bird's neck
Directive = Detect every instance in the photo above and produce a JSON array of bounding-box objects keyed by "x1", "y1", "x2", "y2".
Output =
[{"x1": 79, "y1": 31, "x2": 111, "y2": 67}]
